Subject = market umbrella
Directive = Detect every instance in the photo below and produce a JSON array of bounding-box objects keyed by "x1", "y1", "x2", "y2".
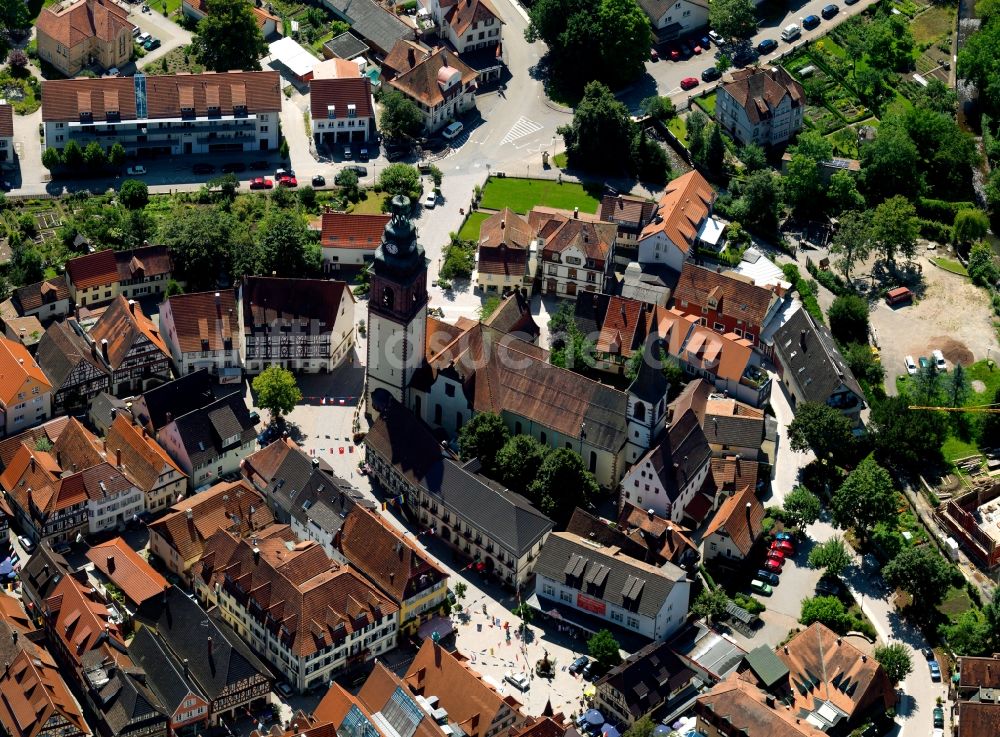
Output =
[
  {"x1": 602, "y1": 726, "x2": 620, "y2": 737},
  {"x1": 584, "y1": 710, "x2": 604, "y2": 726},
  {"x1": 652, "y1": 726, "x2": 671, "y2": 737},
  {"x1": 672, "y1": 721, "x2": 685, "y2": 730}
]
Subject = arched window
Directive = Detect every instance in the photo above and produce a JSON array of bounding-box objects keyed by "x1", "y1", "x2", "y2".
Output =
[
  {"x1": 633, "y1": 402, "x2": 646, "y2": 422},
  {"x1": 382, "y1": 287, "x2": 394, "y2": 310}
]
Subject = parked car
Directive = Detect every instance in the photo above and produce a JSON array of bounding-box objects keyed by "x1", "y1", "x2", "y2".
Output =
[
  {"x1": 905, "y1": 355, "x2": 918, "y2": 375},
  {"x1": 757, "y1": 38, "x2": 778, "y2": 55},
  {"x1": 312, "y1": 174, "x2": 326, "y2": 187},
  {"x1": 680, "y1": 40, "x2": 693, "y2": 55},
  {"x1": 732, "y1": 46, "x2": 758, "y2": 66},
  {"x1": 802, "y1": 14, "x2": 821, "y2": 30},
  {"x1": 766, "y1": 548, "x2": 786, "y2": 561},
  {"x1": 692, "y1": 41, "x2": 702, "y2": 54},
  {"x1": 669, "y1": 46, "x2": 682, "y2": 61},
  {"x1": 750, "y1": 579, "x2": 773, "y2": 596},
  {"x1": 221, "y1": 162, "x2": 246, "y2": 173},
  {"x1": 581, "y1": 661, "x2": 598, "y2": 680},
  {"x1": 276, "y1": 683, "x2": 294, "y2": 698},
  {"x1": 143, "y1": 37, "x2": 160, "y2": 50},
  {"x1": 933, "y1": 349, "x2": 947, "y2": 371},
  {"x1": 278, "y1": 175, "x2": 298, "y2": 188},
  {"x1": 17, "y1": 536, "x2": 35, "y2": 554},
  {"x1": 136, "y1": 32, "x2": 151, "y2": 45},
  {"x1": 771, "y1": 539, "x2": 795, "y2": 553},
  {"x1": 275, "y1": 168, "x2": 295, "y2": 179},
  {"x1": 757, "y1": 570, "x2": 780, "y2": 585},
  {"x1": 250, "y1": 177, "x2": 273, "y2": 189},
  {"x1": 923, "y1": 648, "x2": 936, "y2": 660},
  {"x1": 929, "y1": 660, "x2": 942, "y2": 682},
  {"x1": 702, "y1": 67, "x2": 722, "y2": 82},
  {"x1": 919, "y1": 356, "x2": 931, "y2": 371},
  {"x1": 193, "y1": 163, "x2": 216, "y2": 174},
  {"x1": 933, "y1": 707, "x2": 944, "y2": 728},
  {"x1": 680, "y1": 76, "x2": 699, "y2": 90},
  {"x1": 844, "y1": 0, "x2": 859, "y2": 5},
  {"x1": 343, "y1": 145, "x2": 352, "y2": 159},
  {"x1": 132, "y1": 26, "x2": 141, "y2": 37},
  {"x1": 700, "y1": 36, "x2": 711, "y2": 49},
  {"x1": 504, "y1": 672, "x2": 530, "y2": 691},
  {"x1": 126, "y1": 165, "x2": 146, "y2": 175},
  {"x1": 107, "y1": 67, "x2": 121, "y2": 77},
  {"x1": 359, "y1": 147, "x2": 369, "y2": 160},
  {"x1": 821, "y1": 3, "x2": 839, "y2": 19},
  {"x1": 707, "y1": 30, "x2": 724, "y2": 45},
  {"x1": 344, "y1": 165, "x2": 368, "y2": 177},
  {"x1": 442, "y1": 121, "x2": 465, "y2": 140},
  {"x1": 764, "y1": 557, "x2": 784, "y2": 572},
  {"x1": 775, "y1": 531, "x2": 794, "y2": 542},
  {"x1": 650, "y1": 47, "x2": 659, "y2": 61},
  {"x1": 569, "y1": 656, "x2": 589, "y2": 674},
  {"x1": 423, "y1": 192, "x2": 437, "y2": 209}
]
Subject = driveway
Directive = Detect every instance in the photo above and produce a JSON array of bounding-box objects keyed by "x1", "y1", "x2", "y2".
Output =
[{"x1": 132, "y1": 7, "x2": 194, "y2": 70}]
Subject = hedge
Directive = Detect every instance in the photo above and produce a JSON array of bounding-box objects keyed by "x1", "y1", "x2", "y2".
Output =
[
  {"x1": 917, "y1": 218, "x2": 952, "y2": 243},
  {"x1": 917, "y1": 198, "x2": 976, "y2": 226}
]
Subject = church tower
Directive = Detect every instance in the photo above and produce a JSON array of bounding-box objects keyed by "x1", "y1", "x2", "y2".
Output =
[
  {"x1": 366, "y1": 196, "x2": 428, "y2": 415},
  {"x1": 625, "y1": 340, "x2": 669, "y2": 463}
]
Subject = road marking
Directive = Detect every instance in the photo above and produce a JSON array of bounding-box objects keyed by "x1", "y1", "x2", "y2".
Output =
[{"x1": 499, "y1": 116, "x2": 543, "y2": 145}]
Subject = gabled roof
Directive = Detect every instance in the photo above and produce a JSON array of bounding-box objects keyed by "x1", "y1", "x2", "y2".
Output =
[
  {"x1": 241, "y1": 277, "x2": 352, "y2": 334},
  {"x1": 64, "y1": 245, "x2": 171, "y2": 291},
  {"x1": 444, "y1": 0, "x2": 502, "y2": 35},
  {"x1": 532, "y1": 531, "x2": 687, "y2": 620},
  {"x1": 404, "y1": 639, "x2": 522, "y2": 737},
  {"x1": 616, "y1": 503, "x2": 698, "y2": 566},
  {"x1": 365, "y1": 400, "x2": 553, "y2": 557},
  {"x1": 134, "y1": 369, "x2": 215, "y2": 432},
  {"x1": 772, "y1": 309, "x2": 864, "y2": 405},
  {"x1": 309, "y1": 77, "x2": 375, "y2": 121},
  {"x1": 482, "y1": 291, "x2": 539, "y2": 342},
  {"x1": 0, "y1": 335, "x2": 52, "y2": 406},
  {"x1": 36, "y1": 0, "x2": 134, "y2": 49},
  {"x1": 743, "y1": 645, "x2": 790, "y2": 689},
  {"x1": 721, "y1": 66, "x2": 805, "y2": 126},
  {"x1": 595, "y1": 296, "x2": 652, "y2": 359},
  {"x1": 628, "y1": 409, "x2": 711, "y2": 503},
  {"x1": 89, "y1": 296, "x2": 169, "y2": 369},
  {"x1": 11, "y1": 277, "x2": 69, "y2": 314},
  {"x1": 81, "y1": 647, "x2": 168, "y2": 737},
  {"x1": 325, "y1": 0, "x2": 415, "y2": 53},
  {"x1": 104, "y1": 413, "x2": 183, "y2": 493},
  {"x1": 565, "y1": 508, "x2": 656, "y2": 565},
  {"x1": 133, "y1": 586, "x2": 272, "y2": 700},
  {"x1": 599, "y1": 193, "x2": 657, "y2": 228},
  {"x1": 319, "y1": 213, "x2": 390, "y2": 251},
  {"x1": 0, "y1": 104, "x2": 12, "y2": 139},
  {"x1": 46, "y1": 574, "x2": 123, "y2": 668},
  {"x1": 36, "y1": 320, "x2": 108, "y2": 391},
  {"x1": 388, "y1": 46, "x2": 476, "y2": 108},
  {"x1": 127, "y1": 626, "x2": 201, "y2": 715},
  {"x1": 639, "y1": 171, "x2": 715, "y2": 251},
  {"x1": 169, "y1": 392, "x2": 257, "y2": 469},
  {"x1": 479, "y1": 209, "x2": 533, "y2": 250},
  {"x1": 595, "y1": 640, "x2": 695, "y2": 720},
  {"x1": 339, "y1": 506, "x2": 448, "y2": 605},
  {"x1": 709, "y1": 456, "x2": 760, "y2": 496},
  {"x1": 701, "y1": 487, "x2": 764, "y2": 557},
  {"x1": 530, "y1": 210, "x2": 616, "y2": 263},
  {"x1": 958, "y1": 655, "x2": 1000, "y2": 690},
  {"x1": 19, "y1": 543, "x2": 70, "y2": 610},
  {"x1": 673, "y1": 263, "x2": 777, "y2": 328},
  {"x1": 0, "y1": 649, "x2": 90, "y2": 737},
  {"x1": 163, "y1": 289, "x2": 239, "y2": 355},
  {"x1": 696, "y1": 675, "x2": 825, "y2": 737},
  {"x1": 86, "y1": 537, "x2": 168, "y2": 606},
  {"x1": 703, "y1": 395, "x2": 765, "y2": 448},
  {"x1": 958, "y1": 702, "x2": 1000, "y2": 737}
]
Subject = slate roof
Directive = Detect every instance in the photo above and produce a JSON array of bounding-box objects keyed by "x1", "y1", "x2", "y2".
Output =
[
  {"x1": 133, "y1": 587, "x2": 273, "y2": 700},
  {"x1": 320, "y1": 213, "x2": 390, "y2": 251},
  {"x1": 721, "y1": 66, "x2": 805, "y2": 126},
  {"x1": 595, "y1": 640, "x2": 696, "y2": 720},
  {"x1": 631, "y1": 409, "x2": 712, "y2": 503},
  {"x1": 127, "y1": 627, "x2": 200, "y2": 715},
  {"x1": 36, "y1": 0, "x2": 134, "y2": 49},
  {"x1": 672, "y1": 263, "x2": 777, "y2": 329},
  {"x1": 310, "y1": 77, "x2": 374, "y2": 122},
  {"x1": 134, "y1": 369, "x2": 215, "y2": 432},
  {"x1": 772, "y1": 309, "x2": 864, "y2": 405},
  {"x1": 86, "y1": 537, "x2": 168, "y2": 606},
  {"x1": 169, "y1": 392, "x2": 257, "y2": 469},
  {"x1": 639, "y1": 170, "x2": 715, "y2": 251},
  {"x1": 81, "y1": 648, "x2": 168, "y2": 737},
  {"x1": 533, "y1": 531, "x2": 687, "y2": 619},
  {"x1": 388, "y1": 46, "x2": 476, "y2": 108},
  {"x1": 241, "y1": 276, "x2": 351, "y2": 334},
  {"x1": 565, "y1": 508, "x2": 657, "y2": 566},
  {"x1": 163, "y1": 290, "x2": 238, "y2": 355},
  {"x1": 703, "y1": 397, "x2": 765, "y2": 449},
  {"x1": 37, "y1": 319, "x2": 110, "y2": 391},
  {"x1": 11, "y1": 277, "x2": 69, "y2": 314},
  {"x1": 325, "y1": 0, "x2": 415, "y2": 53},
  {"x1": 42, "y1": 72, "x2": 282, "y2": 123},
  {"x1": 702, "y1": 487, "x2": 764, "y2": 557},
  {"x1": 19, "y1": 542, "x2": 70, "y2": 611},
  {"x1": 324, "y1": 31, "x2": 369, "y2": 60},
  {"x1": 366, "y1": 400, "x2": 553, "y2": 557}
]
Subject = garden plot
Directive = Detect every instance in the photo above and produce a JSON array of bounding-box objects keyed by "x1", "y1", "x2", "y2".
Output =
[{"x1": 785, "y1": 52, "x2": 871, "y2": 134}]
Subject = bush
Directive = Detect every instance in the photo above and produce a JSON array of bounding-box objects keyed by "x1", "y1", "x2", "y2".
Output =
[
  {"x1": 807, "y1": 260, "x2": 851, "y2": 296},
  {"x1": 733, "y1": 593, "x2": 765, "y2": 614},
  {"x1": 917, "y1": 198, "x2": 974, "y2": 225},
  {"x1": 917, "y1": 218, "x2": 953, "y2": 243}
]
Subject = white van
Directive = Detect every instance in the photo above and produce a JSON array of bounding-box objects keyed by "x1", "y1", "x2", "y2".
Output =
[
  {"x1": 442, "y1": 121, "x2": 464, "y2": 140},
  {"x1": 781, "y1": 23, "x2": 801, "y2": 42}
]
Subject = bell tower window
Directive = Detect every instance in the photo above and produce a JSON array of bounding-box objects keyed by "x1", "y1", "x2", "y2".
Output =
[{"x1": 382, "y1": 287, "x2": 395, "y2": 310}]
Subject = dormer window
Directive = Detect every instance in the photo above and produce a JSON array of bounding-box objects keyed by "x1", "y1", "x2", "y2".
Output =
[
  {"x1": 79, "y1": 111, "x2": 93, "y2": 123},
  {"x1": 347, "y1": 104, "x2": 357, "y2": 118},
  {"x1": 327, "y1": 105, "x2": 336, "y2": 120},
  {"x1": 233, "y1": 104, "x2": 247, "y2": 118},
  {"x1": 207, "y1": 104, "x2": 221, "y2": 118}
]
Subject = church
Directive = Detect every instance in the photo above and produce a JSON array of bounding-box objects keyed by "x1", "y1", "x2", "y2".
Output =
[{"x1": 365, "y1": 196, "x2": 670, "y2": 488}]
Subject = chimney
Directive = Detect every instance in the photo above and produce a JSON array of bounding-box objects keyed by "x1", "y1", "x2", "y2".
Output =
[
  {"x1": 101, "y1": 338, "x2": 109, "y2": 361},
  {"x1": 207, "y1": 636, "x2": 213, "y2": 659},
  {"x1": 165, "y1": 411, "x2": 172, "y2": 424},
  {"x1": 836, "y1": 637, "x2": 842, "y2": 645},
  {"x1": 142, "y1": 426, "x2": 147, "y2": 439},
  {"x1": 647, "y1": 508, "x2": 654, "y2": 520},
  {"x1": 799, "y1": 329, "x2": 807, "y2": 351},
  {"x1": 186, "y1": 508, "x2": 193, "y2": 520},
  {"x1": 215, "y1": 292, "x2": 222, "y2": 318},
  {"x1": 765, "y1": 695, "x2": 775, "y2": 708},
  {"x1": 861, "y1": 654, "x2": 867, "y2": 662},
  {"x1": 91, "y1": 341, "x2": 98, "y2": 359},
  {"x1": 183, "y1": 658, "x2": 189, "y2": 677},
  {"x1": 9, "y1": 630, "x2": 16, "y2": 646},
  {"x1": 574, "y1": 207, "x2": 579, "y2": 219},
  {"x1": 501, "y1": 219, "x2": 506, "y2": 230},
  {"x1": 312, "y1": 457, "x2": 320, "y2": 469},
  {"x1": 128, "y1": 299, "x2": 136, "y2": 314},
  {"x1": 30, "y1": 457, "x2": 35, "y2": 474},
  {"x1": 253, "y1": 546, "x2": 260, "y2": 564},
  {"x1": 107, "y1": 555, "x2": 115, "y2": 574},
  {"x1": 115, "y1": 448, "x2": 122, "y2": 468}
]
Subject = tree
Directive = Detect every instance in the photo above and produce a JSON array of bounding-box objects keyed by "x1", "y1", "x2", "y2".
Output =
[
  {"x1": 948, "y1": 363, "x2": 970, "y2": 408},
  {"x1": 829, "y1": 210, "x2": 872, "y2": 280},
  {"x1": 107, "y1": 142, "x2": 126, "y2": 169},
  {"x1": 256, "y1": 210, "x2": 320, "y2": 277},
  {"x1": 165, "y1": 279, "x2": 184, "y2": 297},
  {"x1": 588, "y1": 629, "x2": 622, "y2": 672},
  {"x1": 632, "y1": 128, "x2": 671, "y2": 184},
  {"x1": 953, "y1": 209, "x2": 991, "y2": 247},
  {"x1": 870, "y1": 196, "x2": 919, "y2": 266},
  {"x1": 252, "y1": 366, "x2": 302, "y2": 420},
  {"x1": 453, "y1": 581, "x2": 467, "y2": 603},
  {"x1": 942, "y1": 609, "x2": 990, "y2": 656},
  {"x1": 709, "y1": 0, "x2": 757, "y2": 42},
  {"x1": 738, "y1": 170, "x2": 782, "y2": 232},
  {"x1": 9, "y1": 241, "x2": 44, "y2": 286},
  {"x1": 845, "y1": 342, "x2": 885, "y2": 387},
  {"x1": 559, "y1": 81, "x2": 636, "y2": 173},
  {"x1": 691, "y1": 588, "x2": 730, "y2": 624},
  {"x1": 62, "y1": 140, "x2": 83, "y2": 171},
  {"x1": 870, "y1": 395, "x2": 948, "y2": 475},
  {"x1": 118, "y1": 179, "x2": 149, "y2": 210},
  {"x1": 958, "y1": 21, "x2": 1000, "y2": 119},
  {"x1": 968, "y1": 241, "x2": 1000, "y2": 287},
  {"x1": 158, "y1": 206, "x2": 242, "y2": 290},
  {"x1": 83, "y1": 141, "x2": 106, "y2": 170},
  {"x1": 687, "y1": 111, "x2": 709, "y2": 165},
  {"x1": 529, "y1": 448, "x2": 599, "y2": 523},
  {"x1": 800, "y1": 596, "x2": 852, "y2": 633},
  {"x1": 41, "y1": 147, "x2": 62, "y2": 171},
  {"x1": 784, "y1": 154, "x2": 825, "y2": 212},
  {"x1": 787, "y1": 401, "x2": 856, "y2": 466},
  {"x1": 526, "y1": 0, "x2": 651, "y2": 92},
  {"x1": 828, "y1": 295, "x2": 869, "y2": 347},
  {"x1": 913, "y1": 360, "x2": 942, "y2": 404},
  {"x1": 860, "y1": 123, "x2": 923, "y2": 202},
  {"x1": 495, "y1": 435, "x2": 547, "y2": 495},
  {"x1": 783, "y1": 486, "x2": 822, "y2": 529},
  {"x1": 623, "y1": 716, "x2": 656, "y2": 737},
  {"x1": 827, "y1": 171, "x2": 865, "y2": 214},
  {"x1": 334, "y1": 168, "x2": 362, "y2": 203},
  {"x1": 380, "y1": 89, "x2": 424, "y2": 141},
  {"x1": 913, "y1": 78, "x2": 958, "y2": 117},
  {"x1": 458, "y1": 412, "x2": 511, "y2": 473},
  {"x1": 193, "y1": 0, "x2": 267, "y2": 71},
  {"x1": 705, "y1": 124, "x2": 725, "y2": 180},
  {"x1": 874, "y1": 643, "x2": 913, "y2": 685},
  {"x1": 378, "y1": 164, "x2": 421, "y2": 199},
  {"x1": 863, "y1": 14, "x2": 914, "y2": 73},
  {"x1": 639, "y1": 96, "x2": 675, "y2": 123},
  {"x1": 808, "y1": 536, "x2": 852, "y2": 578},
  {"x1": 831, "y1": 455, "x2": 897, "y2": 542},
  {"x1": 548, "y1": 303, "x2": 594, "y2": 371},
  {"x1": 983, "y1": 588, "x2": 1000, "y2": 652},
  {"x1": 904, "y1": 107, "x2": 980, "y2": 198},
  {"x1": 479, "y1": 295, "x2": 501, "y2": 321},
  {"x1": 883, "y1": 546, "x2": 954, "y2": 607},
  {"x1": 739, "y1": 143, "x2": 767, "y2": 173},
  {"x1": 298, "y1": 186, "x2": 317, "y2": 210}
]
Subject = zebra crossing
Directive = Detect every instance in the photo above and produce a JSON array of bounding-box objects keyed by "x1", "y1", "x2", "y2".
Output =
[{"x1": 499, "y1": 116, "x2": 543, "y2": 145}]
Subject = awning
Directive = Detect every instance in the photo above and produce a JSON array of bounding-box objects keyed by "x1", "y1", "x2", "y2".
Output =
[
  {"x1": 697, "y1": 217, "x2": 726, "y2": 247},
  {"x1": 583, "y1": 684, "x2": 596, "y2": 698},
  {"x1": 418, "y1": 616, "x2": 454, "y2": 642}
]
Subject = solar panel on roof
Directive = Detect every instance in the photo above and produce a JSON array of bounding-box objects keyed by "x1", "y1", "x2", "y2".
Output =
[{"x1": 134, "y1": 74, "x2": 147, "y2": 119}]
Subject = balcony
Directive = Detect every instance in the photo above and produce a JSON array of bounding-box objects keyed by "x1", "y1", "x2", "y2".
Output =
[{"x1": 741, "y1": 365, "x2": 770, "y2": 389}]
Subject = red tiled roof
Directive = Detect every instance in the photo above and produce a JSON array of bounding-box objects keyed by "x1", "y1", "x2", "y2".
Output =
[
  {"x1": 46, "y1": 574, "x2": 123, "y2": 667},
  {"x1": 65, "y1": 249, "x2": 117, "y2": 291},
  {"x1": 696, "y1": 676, "x2": 825, "y2": 737},
  {"x1": 445, "y1": 0, "x2": 503, "y2": 36},
  {"x1": 86, "y1": 537, "x2": 168, "y2": 605},
  {"x1": 479, "y1": 209, "x2": 532, "y2": 250},
  {"x1": 309, "y1": 77, "x2": 375, "y2": 122},
  {"x1": 477, "y1": 247, "x2": 528, "y2": 276},
  {"x1": 0, "y1": 650, "x2": 89, "y2": 737},
  {"x1": 958, "y1": 655, "x2": 1000, "y2": 690},
  {"x1": 36, "y1": 0, "x2": 134, "y2": 49},
  {"x1": 42, "y1": 71, "x2": 281, "y2": 122},
  {"x1": 639, "y1": 170, "x2": 715, "y2": 252},
  {"x1": 163, "y1": 289, "x2": 239, "y2": 355},
  {"x1": 958, "y1": 702, "x2": 1000, "y2": 737},
  {"x1": 595, "y1": 296, "x2": 651, "y2": 358},
  {"x1": 702, "y1": 486, "x2": 764, "y2": 557},
  {"x1": 0, "y1": 104, "x2": 13, "y2": 139},
  {"x1": 0, "y1": 417, "x2": 70, "y2": 471},
  {"x1": 241, "y1": 277, "x2": 352, "y2": 334},
  {"x1": 0, "y1": 335, "x2": 52, "y2": 406},
  {"x1": 388, "y1": 46, "x2": 476, "y2": 108},
  {"x1": 89, "y1": 296, "x2": 169, "y2": 368},
  {"x1": 320, "y1": 213, "x2": 390, "y2": 251},
  {"x1": 529, "y1": 210, "x2": 616, "y2": 263},
  {"x1": 721, "y1": 66, "x2": 805, "y2": 126},
  {"x1": 599, "y1": 194, "x2": 656, "y2": 227},
  {"x1": 672, "y1": 263, "x2": 776, "y2": 329}
]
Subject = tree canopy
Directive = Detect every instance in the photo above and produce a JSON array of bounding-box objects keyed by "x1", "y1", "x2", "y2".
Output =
[
  {"x1": 458, "y1": 412, "x2": 511, "y2": 474},
  {"x1": 873, "y1": 643, "x2": 913, "y2": 685},
  {"x1": 588, "y1": 629, "x2": 623, "y2": 671},
  {"x1": 870, "y1": 196, "x2": 919, "y2": 266},
  {"x1": 529, "y1": 448, "x2": 599, "y2": 523},
  {"x1": 787, "y1": 402, "x2": 857, "y2": 467},
  {"x1": 193, "y1": 0, "x2": 267, "y2": 72},
  {"x1": 380, "y1": 90, "x2": 424, "y2": 141},
  {"x1": 255, "y1": 210, "x2": 321, "y2": 278},
  {"x1": 828, "y1": 294, "x2": 870, "y2": 346},
  {"x1": 118, "y1": 180, "x2": 149, "y2": 210},
  {"x1": 709, "y1": 0, "x2": 757, "y2": 42},
  {"x1": 830, "y1": 455, "x2": 897, "y2": 541},
  {"x1": 807, "y1": 537, "x2": 852, "y2": 578},
  {"x1": 558, "y1": 82, "x2": 636, "y2": 174},
  {"x1": 252, "y1": 366, "x2": 302, "y2": 419},
  {"x1": 783, "y1": 486, "x2": 822, "y2": 529},
  {"x1": 378, "y1": 164, "x2": 422, "y2": 200},
  {"x1": 869, "y1": 395, "x2": 948, "y2": 475},
  {"x1": 883, "y1": 546, "x2": 954, "y2": 607},
  {"x1": 496, "y1": 434, "x2": 548, "y2": 495}
]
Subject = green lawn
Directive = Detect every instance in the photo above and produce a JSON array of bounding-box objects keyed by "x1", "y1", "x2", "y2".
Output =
[
  {"x1": 912, "y1": 4, "x2": 957, "y2": 45},
  {"x1": 553, "y1": 152, "x2": 568, "y2": 168},
  {"x1": 351, "y1": 191, "x2": 388, "y2": 214},
  {"x1": 938, "y1": 586, "x2": 974, "y2": 623},
  {"x1": 695, "y1": 92, "x2": 717, "y2": 117},
  {"x1": 668, "y1": 116, "x2": 688, "y2": 147},
  {"x1": 931, "y1": 257, "x2": 969, "y2": 276},
  {"x1": 479, "y1": 177, "x2": 601, "y2": 215},
  {"x1": 458, "y1": 211, "x2": 490, "y2": 242}
]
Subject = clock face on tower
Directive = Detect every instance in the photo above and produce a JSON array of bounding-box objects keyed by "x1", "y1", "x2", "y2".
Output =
[{"x1": 385, "y1": 242, "x2": 398, "y2": 255}]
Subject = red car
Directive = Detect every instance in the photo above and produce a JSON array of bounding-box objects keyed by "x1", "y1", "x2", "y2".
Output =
[
  {"x1": 763, "y1": 557, "x2": 784, "y2": 572},
  {"x1": 771, "y1": 540, "x2": 795, "y2": 554},
  {"x1": 669, "y1": 46, "x2": 682, "y2": 61},
  {"x1": 249, "y1": 177, "x2": 273, "y2": 190},
  {"x1": 692, "y1": 43, "x2": 703, "y2": 54},
  {"x1": 767, "y1": 548, "x2": 786, "y2": 561},
  {"x1": 278, "y1": 175, "x2": 298, "y2": 188},
  {"x1": 680, "y1": 77, "x2": 700, "y2": 91}
]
